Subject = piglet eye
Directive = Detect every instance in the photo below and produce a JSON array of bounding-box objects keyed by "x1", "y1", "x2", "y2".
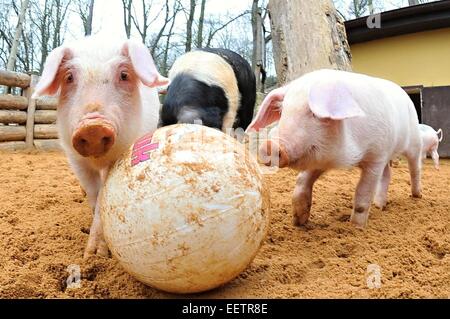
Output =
[
  {"x1": 65, "y1": 72, "x2": 74, "y2": 83},
  {"x1": 120, "y1": 71, "x2": 129, "y2": 81}
]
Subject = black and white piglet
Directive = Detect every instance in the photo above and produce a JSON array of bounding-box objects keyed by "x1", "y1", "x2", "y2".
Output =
[{"x1": 159, "y1": 48, "x2": 256, "y2": 131}]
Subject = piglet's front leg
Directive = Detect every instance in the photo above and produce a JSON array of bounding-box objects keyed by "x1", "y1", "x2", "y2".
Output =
[
  {"x1": 83, "y1": 168, "x2": 110, "y2": 258},
  {"x1": 292, "y1": 170, "x2": 323, "y2": 226},
  {"x1": 84, "y1": 198, "x2": 109, "y2": 258}
]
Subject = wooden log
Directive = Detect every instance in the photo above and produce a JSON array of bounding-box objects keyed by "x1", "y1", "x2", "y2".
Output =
[
  {"x1": 25, "y1": 75, "x2": 39, "y2": 148},
  {"x1": 36, "y1": 97, "x2": 58, "y2": 110},
  {"x1": 34, "y1": 124, "x2": 58, "y2": 139},
  {"x1": 0, "y1": 70, "x2": 31, "y2": 88},
  {"x1": 0, "y1": 125, "x2": 26, "y2": 141},
  {"x1": 34, "y1": 139, "x2": 61, "y2": 151},
  {"x1": 0, "y1": 110, "x2": 27, "y2": 124},
  {"x1": 0, "y1": 94, "x2": 28, "y2": 110},
  {"x1": 34, "y1": 110, "x2": 57, "y2": 124},
  {"x1": 0, "y1": 141, "x2": 27, "y2": 151}
]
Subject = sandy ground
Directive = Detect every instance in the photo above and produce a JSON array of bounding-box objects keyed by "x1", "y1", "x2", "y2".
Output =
[{"x1": 0, "y1": 150, "x2": 448, "y2": 299}]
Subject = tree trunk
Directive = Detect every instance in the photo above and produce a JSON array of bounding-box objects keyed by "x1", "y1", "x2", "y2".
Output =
[
  {"x1": 251, "y1": 0, "x2": 259, "y2": 70},
  {"x1": 269, "y1": 0, "x2": 352, "y2": 84},
  {"x1": 196, "y1": 0, "x2": 206, "y2": 48},
  {"x1": 122, "y1": 0, "x2": 133, "y2": 39},
  {"x1": 186, "y1": 0, "x2": 196, "y2": 52},
  {"x1": 7, "y1": 0, "x2": 30, "y2": 71},
  {"x1": 251, "y1": 0, "x2": 264, "y2": 92},
  {"x1": 52, "y1": 0, "x2": 62, "y2": 49},
  {"x1": 86, "y1": 0, "x2": 95, "y2": 36},
  {"x1": 39, "y1": 0, "x2": 50, "y2": 73},
  {"x1": 20, "y1": 27, "x2": 30, "y2": 71}
]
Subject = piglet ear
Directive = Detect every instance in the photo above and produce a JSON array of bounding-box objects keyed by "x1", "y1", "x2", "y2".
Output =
[
  {"x1": 308, "y1": 78, "x2": 364, "y2": 120},
  {"x1": 32, "y1": 47, "x2": 71, "y2": 98},
  {"x1": 123, "y1": 40, "x2": 169, "y2": 88},
  {"x1": 245, "y1": 86, "x2": 287, "y2": 133}
]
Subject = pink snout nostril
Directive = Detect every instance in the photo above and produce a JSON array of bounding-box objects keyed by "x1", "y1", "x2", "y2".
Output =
[
  {"x1": 72, "y1": 120, "x2": 116, "y2": 157},
  {"x1": 259, "y1": 140, "x2": 290, "y2": 168}
]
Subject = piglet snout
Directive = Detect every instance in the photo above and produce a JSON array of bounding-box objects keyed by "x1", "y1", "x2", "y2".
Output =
[
  {"x1": 72, "y1": 119, "x2": 116, "y2": 158},
  {"x1": 259, "y1": 139, "x2": 290, "y2": 168}
]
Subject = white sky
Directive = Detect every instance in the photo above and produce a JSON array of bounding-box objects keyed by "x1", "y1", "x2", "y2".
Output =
[
  {"x1": 86, "y1": 0, "x2": 251, "y2": 40},
  {"x1": 335, "y1": 0, "x2": 441, "y2": 19},
  {"x1": 72, "y1": 0, "x2": 438, "y2": 43}
]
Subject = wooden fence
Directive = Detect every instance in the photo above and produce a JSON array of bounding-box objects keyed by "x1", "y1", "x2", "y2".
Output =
[{"x1": 0, "y1": 69, "x2": 59, "y2": 151}]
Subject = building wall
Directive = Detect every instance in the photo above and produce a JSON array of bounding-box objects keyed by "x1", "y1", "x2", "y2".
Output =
[
  {"x1": 422, "y1": 86, "x2": 450, "y2": 158},
  {"x1": 350, "y1": 28, "x2": 450, "y2": 87},
  {"x1": 350, "y1": 28, "x2": 450, "y2": 158}
]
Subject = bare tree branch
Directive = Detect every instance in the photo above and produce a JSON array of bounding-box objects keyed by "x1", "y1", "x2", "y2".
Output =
[{"x1": 205, "y1": 11, "x2": 249, "y2": 48}]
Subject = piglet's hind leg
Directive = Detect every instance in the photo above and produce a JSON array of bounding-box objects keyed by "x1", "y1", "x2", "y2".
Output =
[
  {"x1": 431, "y1": 149, "x2": 440, "y2": 170},
  {"x1": 374, "y1": 163, "x2": 391, "y2": 210},
  {"x1": 406, "y1": 151, "x2": 422, "y2": 198},
  {"x1": 350, "y1": 163, "x2": 384, "y2": 228}
]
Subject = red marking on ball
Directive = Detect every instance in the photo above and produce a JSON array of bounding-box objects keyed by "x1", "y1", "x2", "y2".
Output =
[{"x1": 131, "y1": 132, "x2": 159, "y2": 166}]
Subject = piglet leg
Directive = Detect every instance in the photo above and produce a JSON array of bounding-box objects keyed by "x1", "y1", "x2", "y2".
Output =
[
  {"x1": 350, "y1": 163, "x2": 384, "y2": 228},
  {"x1": 292, "y1": 170, "x2": 323, "y2": 226},
  {"x1": 83, "y1": 169, "x2": 110, "y2": 258},
  {"x1": 83, "y1": 199, "x2": 109, "y2": 258},
  {"x1": 431, "y1": 149, "x2": 440, "y2": 170},
  {"x1": 406, "y1": 151, "x2": 422, "y2": 198},
  {"x1": 374, "y1": 163, "x2": 391, "y2": 210}
]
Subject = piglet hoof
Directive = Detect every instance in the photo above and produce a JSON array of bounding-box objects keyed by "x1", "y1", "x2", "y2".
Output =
[
  {"x1": 292, "y1": 211, "x2": 310, "y2": 227},
  {"x1": 411, "y1": 191, "x2": 422, "y2": 199},
  {"x1": 373, "y1": 199, "x2": 387, "y2": 211},
  {"x1": 83, "y1": 235, "x2": 110, "y2": 259},
  {"x1": 350, "y1": 207, "x2": 369, "y2": 228},
  {"x1": 292, "y1": 198, "x2": 312, "y2": 227}
]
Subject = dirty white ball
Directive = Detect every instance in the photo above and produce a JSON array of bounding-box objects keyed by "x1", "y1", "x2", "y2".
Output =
[{"x1": 100, "y1": 124, "x2": 270, "y2": 294}]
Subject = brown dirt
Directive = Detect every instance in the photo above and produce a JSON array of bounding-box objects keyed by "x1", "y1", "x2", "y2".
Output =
[{"x1": 0, "y1": 151, "x2": 448, "y2": 299}]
